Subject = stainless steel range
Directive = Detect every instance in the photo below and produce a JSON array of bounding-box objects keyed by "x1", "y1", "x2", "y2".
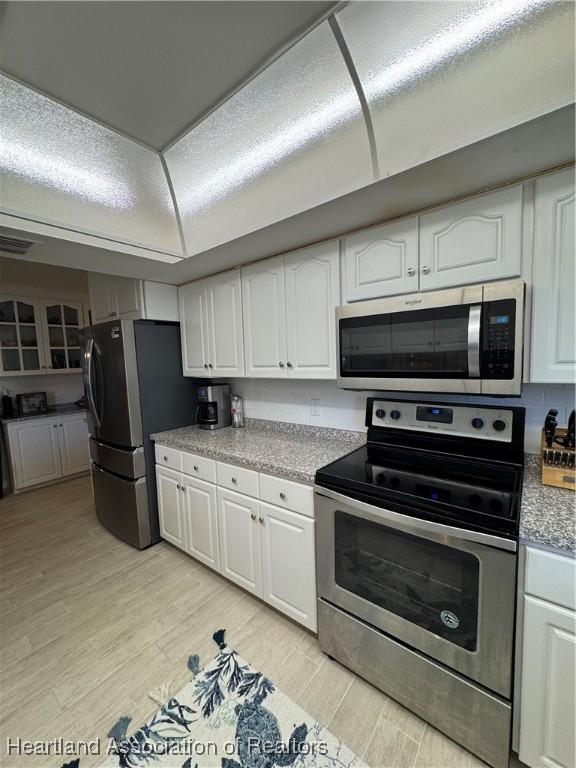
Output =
[{"x1": 315, "y1": 398, "x2": 525, "y2": 768}]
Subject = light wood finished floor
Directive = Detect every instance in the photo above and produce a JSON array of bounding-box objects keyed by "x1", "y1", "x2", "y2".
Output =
[{"x1": 0, "y1": 476, "x2": 508, "y2": 768}]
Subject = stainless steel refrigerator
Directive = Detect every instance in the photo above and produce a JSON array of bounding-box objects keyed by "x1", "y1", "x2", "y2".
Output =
[{"x1": 82, "y1": 319, "x2": 196, "y2": 549}]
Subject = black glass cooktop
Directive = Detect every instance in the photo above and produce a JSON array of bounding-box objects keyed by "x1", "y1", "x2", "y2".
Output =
[{"x1": 315, "y1": 443, "x2": 523, "y2": 539}]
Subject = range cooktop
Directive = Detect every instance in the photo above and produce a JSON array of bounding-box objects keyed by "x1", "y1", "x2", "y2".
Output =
[{"x1": 315, "y1": 398, "x2": 525, "y2": 539}]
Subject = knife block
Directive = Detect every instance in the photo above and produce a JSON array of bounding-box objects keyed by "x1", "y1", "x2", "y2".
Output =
[{"x1": 541, "y1": 429, "x2": 575, "y2": 490}]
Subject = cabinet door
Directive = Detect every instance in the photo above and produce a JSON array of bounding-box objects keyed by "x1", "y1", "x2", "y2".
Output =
[
  {"x1": 530, "y1": 168, "x2": 575, "y2": 383},
  {"x1": 42, "y1": 301, "x2": 84, "y2": 373},
  {"x1": 285, "y1": 242, "x2": 340, "y2": 379},
  {"x1": 0, "y1": 297, "x2": 45, "y2": 375},
  {"x1": 217, "y1": 487, "x2": 262, "y2": 597},
  {"x1": 342, "y1": 217, "x2": 419, "y2": 301},
  {"x1": 205, "y1": 270, "x2": 245, "y2": 376},
  {"x1": 519, "y1": 596, "x2": 576, "y2": 768},
  {"x1": 88, "y1": 273, "x2": 115, "y2": 323},
  {"x1": 182, "y1": 476, "x2": 220, "y2": 573},
  {"x1": 419, "y1": 185, "x2": 523, "y2": 290},
  {"x1": 8, "y1": 418, "x2": 62, "y2": 489},
  {"x1": 114, "y1": 277, "x2": 143, "y2": 320},
  {"x1": 156, "y1": 466, "x2": 186, "y2": 551},
  {"x1": 260, "y1": 502, "x2": 316, "y2": 631},
  {"x1": 242, "y1": 256, "x2": 287, "y2": 378},
  {"x1": 58, "y1": 413, "x2": 90, "y2": 476},
  {"x1": 178, "y1": 280, "x2": 210, "y2": 377}
]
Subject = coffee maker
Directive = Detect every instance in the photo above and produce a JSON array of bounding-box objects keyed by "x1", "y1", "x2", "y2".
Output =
[{"x1": 196, "y1": 384, "x2": 231, "y2": 430}]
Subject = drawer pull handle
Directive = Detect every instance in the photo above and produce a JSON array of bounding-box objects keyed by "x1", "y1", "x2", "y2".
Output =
[
  {"x1": 259, "y1": 517, "x2": 264, "y2": 525},
  {"x1": 194, "y1": 465, "x2": 199, "y2": 471},
  {"x1": 279, "y1": 492, "x2": 286, "y2": 500},
  {"x1": 251, "y1": 513, "x2": 256, "y2": 521},
  {"x1": 232, "y1": 477, "x2": 237, "y2": 484}
]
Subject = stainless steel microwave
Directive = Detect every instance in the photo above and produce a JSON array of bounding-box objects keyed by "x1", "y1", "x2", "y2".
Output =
[{"x1": 337, "y1": 279, "x2": 524, "y2": 395}]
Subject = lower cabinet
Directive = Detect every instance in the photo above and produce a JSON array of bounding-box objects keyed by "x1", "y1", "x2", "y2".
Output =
[
  {"x1": 5, "y1": 412, "x2": 90, "y2": 491},
  {"x1": 156, "y1": 454, "x2": 317, "y2": 631}
]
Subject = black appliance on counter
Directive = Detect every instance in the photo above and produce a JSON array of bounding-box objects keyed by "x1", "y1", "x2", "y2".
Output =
[
  {"x1": 82, "y1": 320, "x2": 196, "y2": 549},
  {"x1": 16, "y1": 391, "x2": 48, "y2": 417},
  {"x1": 315, "y1": 397, "x2": 525, "y2": 768},
  {"x1": 196, "y1": 383, "x2": 231, "y2": 429}
]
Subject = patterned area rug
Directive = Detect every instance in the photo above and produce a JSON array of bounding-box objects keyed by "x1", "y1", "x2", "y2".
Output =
[{"x1": 86, "y1": 630, "x2": 365, "y2": 768}]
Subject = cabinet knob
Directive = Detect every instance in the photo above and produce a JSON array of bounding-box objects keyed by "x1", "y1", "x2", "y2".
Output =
[
  {"x1": 231, "y1": 477, "x2": 237, "y2": 484},
  {"x1": 421, "y1": 265, "x2": 430, "y2": 274},
  {"x1": 181, "y1": 485, "x2": 186, "y2": 492},
  {"x1": 286, "y1": 362, "x2": 293, "y2": 368},
  {"x1": 251, "y1": 513, "x2": 256, "y2": 521},
  {"x1": 279, "y1": 362, "x2": 285, "y2": 368},
  {"x1": 203, "y1": 364, "x2": 208, "y2": 369},
  {"x1": 53, "y1": 424, "x2": 58, "y2": 429},
  {"x1": 208, "y1": 363, "x2": 213, "y2": 368},
  {"x1": 259, "y1": 517, "x2": 264, "y2": 525},
  {"x1": 279, "y1": 492, "x2": 286, "y2": 500},
  {"x1": 176, "y1": 483, "x2": 181, "y2": 490},
  {"x1": 407, "y1": 267, "x2": 416, "y2": 276},
  {"x1": 193, "y1": 465, "x2": 199, "y2": 472},
  {"x1": 163, "y1": 456, "x2": 168, "y2": 461}
]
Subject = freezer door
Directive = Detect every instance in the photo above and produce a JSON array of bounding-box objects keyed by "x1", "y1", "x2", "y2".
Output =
[
  {"x1": 89, "y1": 438, "x2": 146, "y2": 479},
  {"x1": 91, "y1": 462, "x2": 151, "y2": 548},
  {"x1": 82, "y1": 320, "x2": 143, "y2": 447}
]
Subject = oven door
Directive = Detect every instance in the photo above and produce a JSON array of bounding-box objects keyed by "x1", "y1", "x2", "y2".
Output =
[
  {"x1": 337, "y1": 284, "x2": 483, "y2": 393},
  {"x1": 315, "y1": 487, "x2": 517, "y2": 698}
]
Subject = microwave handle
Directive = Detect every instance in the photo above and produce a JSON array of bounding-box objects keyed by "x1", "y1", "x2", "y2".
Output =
[{"x1": 467, "y1": 304, "x2": 481, "y2": 378}]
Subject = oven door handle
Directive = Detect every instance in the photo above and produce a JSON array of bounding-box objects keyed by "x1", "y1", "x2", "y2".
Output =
[
  {"x1": 314, "y1": 485, "x2": 517, "y2": 553},
  {"x1": 467, "y1": 304, "x2": 481, "y2": 378}
]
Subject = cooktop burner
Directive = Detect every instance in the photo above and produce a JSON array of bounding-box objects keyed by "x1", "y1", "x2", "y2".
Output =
[{"x1": 315, "y1": 398, "x2": 525, "y2": 539}]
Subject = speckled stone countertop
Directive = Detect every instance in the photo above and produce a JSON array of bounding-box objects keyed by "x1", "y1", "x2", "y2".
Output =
[
  {"x1": 151, "y1": 419, "x2": 366, "y2": 485},
  {"x1": 521, "y1": 454, "x2": 575, "y2": 554},
  {"x1": 0, "y1": 402, "x2": 87, "y2": 424}
]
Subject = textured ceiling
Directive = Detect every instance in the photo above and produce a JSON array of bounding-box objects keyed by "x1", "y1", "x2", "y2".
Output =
[{"x1": 0, "y1": 0, "x2": 336, "y2": 149}]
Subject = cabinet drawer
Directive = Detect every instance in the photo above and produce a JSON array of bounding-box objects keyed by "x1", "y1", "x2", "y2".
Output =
[
  {"x1": 217, "y1": 461, "x2": 259, "y2": 498},
  {"x1": 181, "y1": 451, "x2": 216, "y2": 484},
  {"x1": 259, "y1": 473, "x2": 314, "y2": 518},
  {"x1": 524, "y1": 546, "x2": 576, "y2": 611},
  {"x1": 155, "y1": 444, "x2": 182, "y2": 472}
]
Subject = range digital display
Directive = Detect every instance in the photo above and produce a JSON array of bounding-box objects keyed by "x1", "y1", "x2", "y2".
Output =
[{"x1": 416, "y1": 405, "x2": 453, "y2": 424}]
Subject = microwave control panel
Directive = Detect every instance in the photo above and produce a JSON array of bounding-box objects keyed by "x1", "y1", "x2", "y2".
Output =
[
  {"x1": 482, "y1": 299, "x2": 516, "y2": 379},
  {"x1": 370, "y1": 399, "x2": 514, "y2": 442}
]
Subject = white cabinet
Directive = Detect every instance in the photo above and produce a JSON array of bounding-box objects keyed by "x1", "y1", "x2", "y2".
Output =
[
  {"x1": 5, "y1": 412, "x2": 89, "y2": 491},
  {"x1": 218, "y1": 487, "x2": 262, "y2": 596},
  {"x1": 260, "y1": 502, "x2": 317, "y2": 630},
  {"x1": 88, "y1": 273, "x2": 178, "y2": 325},
  {"x1": 179, "y1": 269, "x2": 244, "y2": 377},
  {"x1": 342, "y1": 217, "x2": 419, "y2": 301},
  {"x1": 183, "y1": 476, "x2": 219, "y2": 572},
  {"x1": 58, "y1": 413, "x2": 91, "y2": 476},
  {"x1": 519, "y1": 546, "x2": 576, "y2": 768},
  {"x1": 419, "y1": 185, "x2": 523, "y2": 291},
  {"x1": 0, "y1": 296, "x2": 45, "y2": 376},
  {"x1": 41, "y1": 300, "x2": 84, "y2": 373},
  {"x1": 156, "y1": 465, "x2": 187, "y2": 551},
  {"x1": 530, "y1": 168, "x2": 575, "y2": 383},
  {"x1": 242, "y1": 255, "x2": 287, "y2": 378},
  {"x1": 242, "y1": 243, "x2": 340, "y2": 379}
]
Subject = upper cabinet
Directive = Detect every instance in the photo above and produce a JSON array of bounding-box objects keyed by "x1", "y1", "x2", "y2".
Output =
[
  {"x1": 179, "y1": 269, "x2": 244, "y2": 378},
  {"x1": 88, "y1": 274, "x2": 178, "y2": 326},
  {"x1": 243, "y1": 243, "x2": 340, "y2": 379},
  {"x1": 41, "y1": 301, "x2": 83, "y2": 372},
  {"x1": 530, "y1": 167, "x2": 575, "y2": 383},
  {"x1": 343, "y1": 217, "x2": 419, "y2": 301},
  {"x1": 419, "y1": 185, "x2": 523, "y2": 291}
]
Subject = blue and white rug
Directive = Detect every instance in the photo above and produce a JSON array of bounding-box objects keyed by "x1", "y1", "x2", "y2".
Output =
[{"x1": 89, "y1": 630, "x2": 364, "y2": 768}]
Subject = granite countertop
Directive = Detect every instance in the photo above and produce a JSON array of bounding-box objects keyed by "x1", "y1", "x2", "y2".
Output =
[
  {"x1": 520, "y1": 454, "x2": 575, "y2": 554},
  {"x1": 151, "y1": 419, "x2": 366, "y2": 485},
  {"x1": 0, "y1": 402, "x2": 87, "y2": 424}
]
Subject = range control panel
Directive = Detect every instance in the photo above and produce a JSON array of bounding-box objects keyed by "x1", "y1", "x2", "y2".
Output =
[{"x1": 370, "y1": 399, "x2": 514, "y2": 442}]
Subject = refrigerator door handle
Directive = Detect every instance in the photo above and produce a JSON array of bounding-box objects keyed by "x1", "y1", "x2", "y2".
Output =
[{"x1": 84, "y1": 337, "x2": 101, "y2": 428}]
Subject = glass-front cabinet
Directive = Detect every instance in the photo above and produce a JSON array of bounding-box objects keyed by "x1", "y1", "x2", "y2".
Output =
[{"x1": 0, "y1": 296, "x2": 86, "y2": 376}]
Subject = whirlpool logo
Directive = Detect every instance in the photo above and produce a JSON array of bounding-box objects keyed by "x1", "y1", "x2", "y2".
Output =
[{"x1": 440, "y1": 610, "x2": 460, "y2": 629}]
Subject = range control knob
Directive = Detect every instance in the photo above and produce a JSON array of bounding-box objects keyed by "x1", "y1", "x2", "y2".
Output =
[
  {"x1": 471, "y1": 417, "x2": 484, "y2": 430},
  {"x1": 390, "y1": 410, "x2": 401, "y2": 420},
  {"x1": 375, "y1": 408, "x2": 386, "y2": 419},
  {"x1": 492, "y1": 419, "x2": 507, "y2": 432}
]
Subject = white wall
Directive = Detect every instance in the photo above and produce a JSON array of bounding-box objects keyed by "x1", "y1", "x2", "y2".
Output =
[
  {"x1": 0, "y1": 256, "x2": 89, "y2": 405},
  {"x1": 231, "y1": 379, "x2": 575, "y2": 454}
]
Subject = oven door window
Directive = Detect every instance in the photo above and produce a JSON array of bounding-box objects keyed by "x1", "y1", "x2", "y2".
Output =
[
  {"x1": 334, "y1": 511, "x2": 479, "y2": 651},
  {"x1": 340, "y1": 304, "x2": 472, "y2": 378}
]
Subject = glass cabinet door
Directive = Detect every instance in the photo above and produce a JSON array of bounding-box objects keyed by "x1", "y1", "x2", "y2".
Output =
[
  {"x1": 43, "y1": 302, "x2": 83, "y2": 371},
  {"x1": 0, "y1": 298, "x2": 43, "y2": 374}
]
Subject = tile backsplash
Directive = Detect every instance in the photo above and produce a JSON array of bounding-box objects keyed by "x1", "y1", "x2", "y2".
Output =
[{"x1": 231, "y1": 379, "x2": 575, "y2": 454}]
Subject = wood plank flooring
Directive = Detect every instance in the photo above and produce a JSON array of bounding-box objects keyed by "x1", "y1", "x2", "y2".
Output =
[{"x1": 0, "y1": 476, "x2": 502, "y2": 767}]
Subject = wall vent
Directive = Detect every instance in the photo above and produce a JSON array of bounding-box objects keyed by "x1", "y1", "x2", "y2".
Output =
[{"x1": 0, "y1": 235, "x2": 36, "y2": 255}]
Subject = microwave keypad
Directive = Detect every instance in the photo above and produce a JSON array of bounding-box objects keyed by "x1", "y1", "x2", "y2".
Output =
[{"x1": 483, "y1": 300, "x2": 516, "y2": 379}]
